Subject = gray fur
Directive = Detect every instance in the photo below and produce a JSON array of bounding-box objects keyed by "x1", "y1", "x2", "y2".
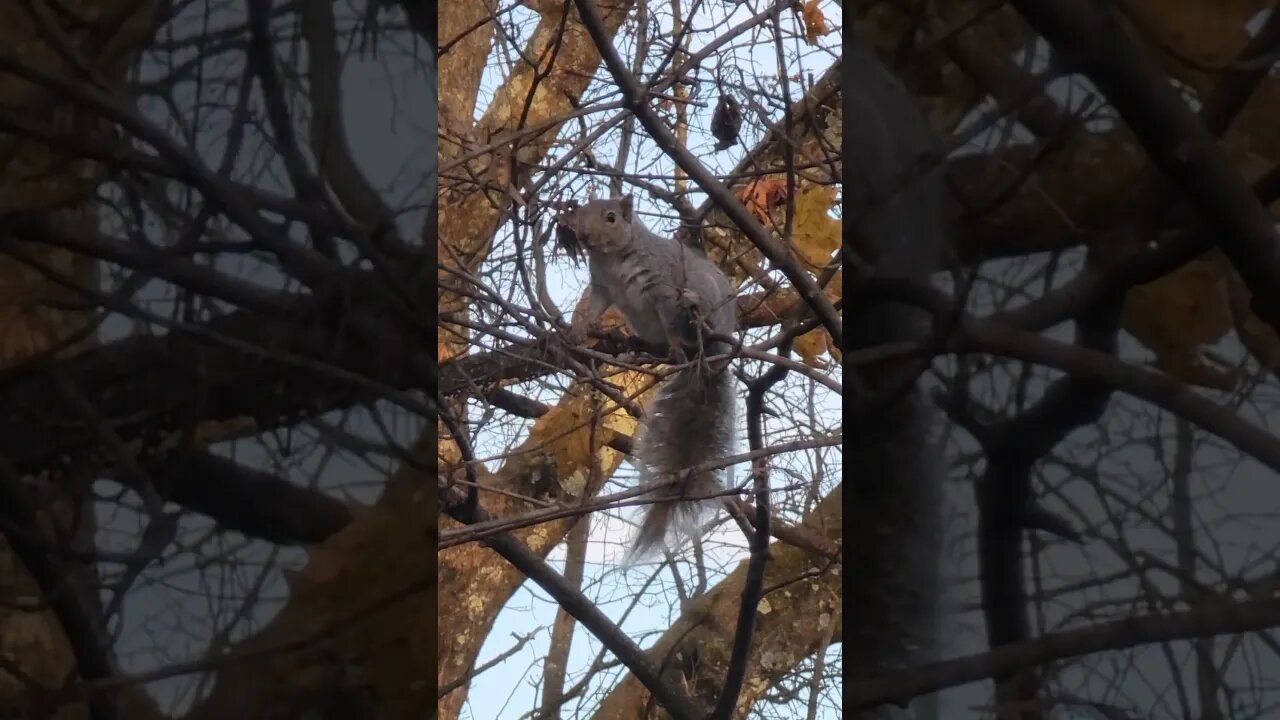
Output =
[
  {"x1": 560, "y1": 196, "x2": 737, "y2": 560},
  {"x1": 844, "y1": 39, "x2": 950, "y2": 719}
]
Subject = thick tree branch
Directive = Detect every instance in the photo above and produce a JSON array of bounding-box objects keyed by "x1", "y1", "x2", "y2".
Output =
[
  {"x1": 847, "y1": 274, "x2": 1280, "y2": 474},
  {"x1": 302, "y1": 0, "x2": 396, "y2": 227},
  {"x1": 959, "y1": 255, "x2": 1122, "y2": 716},
  {"x1": 0, "y1": 283, "x2": 434, "y2": 480},
  {"x1": 851, "y1": 595, "x2": 1280, "y2": 710},
  {"x1": 398, "y1": 0, "x2": 435, "y2": 52},
  {"x1": 246, "y1": 0, "x2": 325, "y2": 209},
  {"x1": 711, "y1": 339, "x2": 791, "y2": 719},
  {"x1": 154, "y1": 449, "x2": 352, "y2": 544}
]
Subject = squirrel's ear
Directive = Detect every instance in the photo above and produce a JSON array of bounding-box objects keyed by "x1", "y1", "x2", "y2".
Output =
[{"x1": 619, "y1": 195, "x2": 633, "y2": 223}]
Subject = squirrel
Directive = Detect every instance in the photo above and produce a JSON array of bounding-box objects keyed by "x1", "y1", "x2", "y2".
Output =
[
  {"x1": 556, "y1": 195, "x2": 737, "y2": 561},
  {"x1": 844, "y1": 38, "x2": 949, "y2": 715}
]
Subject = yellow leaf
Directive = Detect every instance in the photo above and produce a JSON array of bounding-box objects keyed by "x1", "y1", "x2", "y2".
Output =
[
  {"x1": 822, "y1": 267, "x2": 842, "y2": 302},
  {"x1": 528, "y1": 394, "x2": 597, "y2": 471},
  {"x1": 1123, "y1": 259, "x2": 1235, "y2": 388},
  {"x1": 1122, "y1": 0, "x2": 1271, "y2": 94},
  {"x1": 1225, "y1": 135, "x2": 1278, "y2": 189},
  {"x1": 1229, "y1": 77, "x2": 1280, "y2": 168},
  {"x1": 525, "y1": 373, "x2": 647, "y2": 475},
  {"x1": 794, "y1": 327, "x2": 829, "y2": 367},
  {"x1": 791, "y1": 184, "x2": 841, "y2": 271}
]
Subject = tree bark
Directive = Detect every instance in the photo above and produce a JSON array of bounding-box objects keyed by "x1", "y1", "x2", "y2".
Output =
[{"x1": 0, "y1": 1, "x2": 159, "y2": 718}]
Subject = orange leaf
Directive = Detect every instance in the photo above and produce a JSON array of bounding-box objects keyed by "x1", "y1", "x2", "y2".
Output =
[
  {"x1": 799, "y1": 0, "x2": 828, "y2": 45},
  {"x1": 734, "y1": 177, "x2": 787, "y2": 223}
]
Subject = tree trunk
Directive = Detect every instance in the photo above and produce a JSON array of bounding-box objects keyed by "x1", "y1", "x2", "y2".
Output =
[{"x1": 0, "y1": 1, "x2": 158, "y2": 717}]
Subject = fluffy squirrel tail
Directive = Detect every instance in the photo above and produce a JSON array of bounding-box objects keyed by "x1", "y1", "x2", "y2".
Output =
[{"x1": 627, "y1": 358, "x2": 736, "y2": 562}]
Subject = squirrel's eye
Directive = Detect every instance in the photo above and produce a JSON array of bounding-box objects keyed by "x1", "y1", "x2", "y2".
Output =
[{"x1": 605, "y1": 212, "x2": 616, "y2": 223}]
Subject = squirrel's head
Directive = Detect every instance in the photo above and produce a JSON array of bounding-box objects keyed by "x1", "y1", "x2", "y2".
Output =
[{"x1": 554, "y1": 195, "x2": 634, "y2": 261}]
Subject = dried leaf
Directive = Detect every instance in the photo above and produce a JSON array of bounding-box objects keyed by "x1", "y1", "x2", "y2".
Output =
[
  {"x1": 1223, "y1": 263, "x2": 1280, "y2": 370},
  {"x1": 1122, "y1": 0, "x2": 1271, "y2": 94},
  {"x1": 525, "y1": 375, "x2": 645, "y2": 478},
  {"x1": 1229, "y1": 77, "x2": 1280, "y2": 167},
  {"x1": 1119, "y1": 0, "x2": 1280, "y2": 169},
  {"x1": 734, "y1": 177, "x2": 787, "y2": 223},
  {"x1": 1123, "y1": 259, "x2": 1236, "y2": 389},
  {"x1": 799, "y1": 0, "x2": 828, "y2": 45},
  {"x1": 794, "y1": 327, "x2": 830, "y2": 367},
  {"x1": 528, "y1": 394, "x2": 597, "y2": 471},
  {"x1": 791, "y1": 184, "x2": 841, "y2": 271},
  {"x1": 784, "y1": 187, "x2": 842, "y2": 366}
]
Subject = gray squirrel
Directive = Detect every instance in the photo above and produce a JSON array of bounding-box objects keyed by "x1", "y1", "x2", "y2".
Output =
[
  {"x1": 844, "y1": 39, "x2": 949, "y2": 719},
  {"x1": 556, "y1": 195, "x2": 737, "y2": 560}
]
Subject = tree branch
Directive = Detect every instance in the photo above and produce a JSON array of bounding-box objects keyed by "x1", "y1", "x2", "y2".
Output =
[
  {"x1": 445, "y1": 494, "x2": 709, "y2": 720},
  {"x1": 153, "y1": 449, "x2": 353, "y2": 544},
  {"x1": 851, "y1": 595, "x2": 1280, "y2": 710},
  {"x1": 711, "y1": 338, "x2": 792, "y2": 719},
  {"x1": 0, "y1": 460, "x2": 118, "y2": 720},
  {"x1": 963, "y1": 254, "x2": 1122, "y2": 715},
  {"x1": 0, "y1": 282, "x2": 434, "y2": 483},
  {"x1": 848, "y1": 275, "x2": 1280, "y2": 475}
]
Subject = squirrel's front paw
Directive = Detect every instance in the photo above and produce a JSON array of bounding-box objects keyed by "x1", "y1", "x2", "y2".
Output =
[{"x1": 678, "y1": 288, "x2": 702, "y2": 309}]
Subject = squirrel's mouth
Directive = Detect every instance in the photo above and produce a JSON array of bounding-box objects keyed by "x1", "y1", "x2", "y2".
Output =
[
  {"x1": 550, "y1": 199, "x2": 580, "y2": 232},
  {"x1": 551, "y1": 201, "x2": 585, "y2": 263}
]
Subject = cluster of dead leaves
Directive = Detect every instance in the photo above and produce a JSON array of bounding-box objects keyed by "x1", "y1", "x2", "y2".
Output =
[
  {"x1": 734, "y1": 178, "x2": 842, "y2": 367},
  {"x1": 1117, "y1": 0, "x2": 1278, "y2": 388}
]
